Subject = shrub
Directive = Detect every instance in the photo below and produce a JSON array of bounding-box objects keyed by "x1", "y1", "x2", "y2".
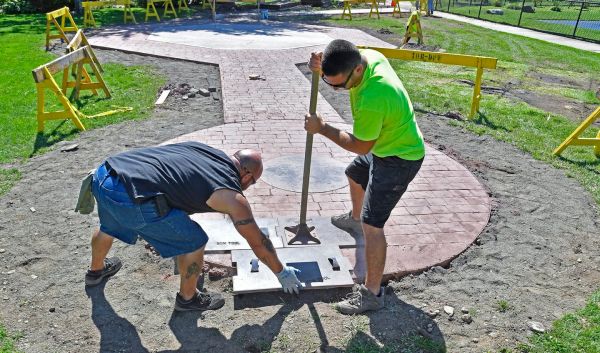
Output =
[
  {"x1": 30, "y1": 0, "x2": 73, "y2": 12},
  {"x1": 0, "y1": 0, "x2": 34, "y2": 13},
  {"x1": 494, "y1": 0, "x2": 503, "y2": 6},
  {"x1": 0, "y1": 0, "x2": 73, "y2": 13}
]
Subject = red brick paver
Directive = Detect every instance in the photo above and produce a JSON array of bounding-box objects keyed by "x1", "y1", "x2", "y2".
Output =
[{"x1": 88, "y1": 20, "x2": 491, "y2": 278}]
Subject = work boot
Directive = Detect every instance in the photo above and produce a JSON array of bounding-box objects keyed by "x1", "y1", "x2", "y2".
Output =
[
  {"x1": 331, "y1": 211, "x2": 363, "y2": 235},
  {"x1": 85, "y1": 257, "x2": 122, "y2": 286},
  {"x1": 174, "y1": 291, "x2": 225, "y2": 312},
  {"x1": 335, "y1": 284, "x2": 384, "y2": 315}
]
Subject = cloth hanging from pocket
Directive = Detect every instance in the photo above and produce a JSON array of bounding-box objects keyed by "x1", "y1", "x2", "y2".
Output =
[{"x1": 75, "y1": 169, "x2": 96, "y2": 214}]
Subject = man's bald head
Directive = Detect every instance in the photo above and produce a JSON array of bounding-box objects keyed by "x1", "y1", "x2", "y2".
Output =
[{"x1": 233, "y1": 149, "x2": 263, "y2": 189}]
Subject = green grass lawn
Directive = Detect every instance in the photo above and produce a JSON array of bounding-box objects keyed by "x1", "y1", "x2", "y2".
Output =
[
  {"x1": 325, "y1": 15, "x2": 600, "y2": 352},
  {"x1": 0, "y1": 13, "x2": 165, "y2": 197},
  {"x1": 437, "y1": 0, "x2": 600, "y2": 42},
  {"x1": 0, "y1": 324, "x2": 20, "y2": 353}
]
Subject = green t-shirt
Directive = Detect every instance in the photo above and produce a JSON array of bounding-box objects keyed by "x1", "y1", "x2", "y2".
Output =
[{"x1": 350, "y1": 49, "x2": 425, "y2": 160}]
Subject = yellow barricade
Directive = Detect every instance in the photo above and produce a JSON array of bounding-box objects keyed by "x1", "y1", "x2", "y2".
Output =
[
  {"x1": 403, "y1": 10, "x2": 423, "y2": 45},
  {"x1": 145, "y1": 0, "x2": 178, "y2": 21},
  {"x1": 64, "y1": 30, "x2": 105, "y2": 98},
  {"x1": 178, "y1": 0, "x2": 189, "y2": 10},
  {"x1": 392, "y1": 0, "x2": 413, "y2": 17},
  {"x1": 553, "y1": 106, "x2": 600, "y2": 157},
  {"x1": 32, "y1": 46, "x2": 111, "y2": 132},
  {"x1": 358, "y1": 46, "x2": 498, "y2": 119},
  {"x1": 82, "y1": 0, "x2": 137, "y2": 27},
  {"x1": 340, "y1": 0, "x2": 380, "y2": 20},
  {"x1": 45, "y1": 7, "x2": 79, "y2": 51}
]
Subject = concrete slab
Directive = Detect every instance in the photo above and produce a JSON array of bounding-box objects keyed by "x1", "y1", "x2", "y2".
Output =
[
  {"x1": 232, "y1": 245, "x2": 354, "y2": 294},
  {"x1": 147, "y1": 22, "x2": 334, "y2": 50}
]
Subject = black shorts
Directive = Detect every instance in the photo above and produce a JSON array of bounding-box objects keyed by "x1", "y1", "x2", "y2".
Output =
[{"x1": 345, "y1": 153, "x2": 423, "y2": 228}]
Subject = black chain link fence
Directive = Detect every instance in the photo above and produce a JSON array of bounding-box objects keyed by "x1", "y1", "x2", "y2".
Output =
[{"x1": 436, "y1": 0, "x2": 600, "y2": 42}]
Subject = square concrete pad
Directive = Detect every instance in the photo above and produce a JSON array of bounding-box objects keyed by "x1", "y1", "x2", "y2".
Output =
[{"x1": 232, "y1": 245, "x2": 354, "y2": 294}]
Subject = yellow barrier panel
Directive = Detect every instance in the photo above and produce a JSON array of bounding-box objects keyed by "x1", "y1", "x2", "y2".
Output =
[
  {"x1": 82, "y1": 0, "x2": 137, "y2": 27},
  {"x1": 32, "y1": 47, "x2": 111, "y2": 132},
  {"x1": 403, "y1": 11, "x2": 423, "y2": 45},
  {"x1": 553, "y1": 106, "x2": 600, "y2": 157},
  {"x1": 145, "y1": 0, "x2": 178, "y2": 21},
  {"x1": 45, "y1": 7, "x2": 79, "y2": 51},
  {"x1": 358, "y1": 46, "x2": 498, "y2": 118},
  {"x1": 340, "y1": 0, "x2": 380, "y2": 20}
]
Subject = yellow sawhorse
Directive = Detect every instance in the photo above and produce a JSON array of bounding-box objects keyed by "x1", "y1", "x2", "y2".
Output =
[
  {"x1": 64, "y1": 30, "x2": 105, "y2": 99},
  {"x1": 340, "y1": 0, "x2": 380, "y2": 20},
  {"x1": 553, "y1": 106, "x2": 600, "y2": 157},
  {"x1": 45, "y1": 7, "x2": 78, "y2": 51},
  {"x1": 146, "y1": 0, "x2": 178, "y2": 21},
  {"x1": 32, "y1": 46, "x2": 111, "y2": 132},
  {"x1": 358, "y1": 46, "x2": 497, "y2": 119},
  {"x1": 177, "y1": 0, "x2": 189, "y2": 10},
  {"x1": 392, "y1": 0, "x2": 412, "y2": 17},
  {"x1": 82, "y1": 0, "x2": 137, "y2": 28},
  {"x1": 402, "y1": 10, "x2": 423, "y2": 45}
]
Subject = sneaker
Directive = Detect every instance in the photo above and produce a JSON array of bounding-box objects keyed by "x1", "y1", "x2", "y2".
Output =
[
  {"x1": 174, "y1": 291, "x2": 225, "y2": 312},
  {"x1": 335, "y1": 284, "x2": 384, "y2": 315},
  {"x1": 85, "y1": 257, "x2": 122, "y2": 286},
  {"x1": 331, "y1": 211, "x2": 363, "y2": 235}
]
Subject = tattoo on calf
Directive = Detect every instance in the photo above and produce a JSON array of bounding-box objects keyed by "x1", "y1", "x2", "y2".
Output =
[
  {"x1": 234, "y1": 218, "x2": 255, "y2": 226},
  {"x1": 185, "y1": 262, "x2": 201, "y2": 279}
]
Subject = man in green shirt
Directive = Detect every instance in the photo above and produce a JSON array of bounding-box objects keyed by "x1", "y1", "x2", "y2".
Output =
[{"x1": 305, "y1": 39, "x2": 425, "y2": 314}]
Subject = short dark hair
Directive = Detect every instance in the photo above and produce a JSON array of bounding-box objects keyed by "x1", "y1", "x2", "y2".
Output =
[{"x1": 321, "y1": 39, "x2": 362, "y2": 77}]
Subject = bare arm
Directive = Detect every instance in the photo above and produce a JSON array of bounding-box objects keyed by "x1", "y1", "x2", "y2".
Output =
[
  {"x1": 319, "y1": 122, "x2": 376, "y2": 155},
  {"x1": 206, "y1": 189, "x2": 284, "y2": 273},
  {"x1": 304, "y1": 113, "x2": 376, "y2": 155}
]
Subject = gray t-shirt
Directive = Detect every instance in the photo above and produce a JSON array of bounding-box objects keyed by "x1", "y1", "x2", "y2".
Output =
[{"x1": 106, "y1": 142, "x2": 242, "y2": 214}]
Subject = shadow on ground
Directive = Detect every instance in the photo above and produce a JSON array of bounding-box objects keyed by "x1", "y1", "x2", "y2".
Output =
[{"x1": 87, "y1": 282, "x2": 446, "y2": 353}]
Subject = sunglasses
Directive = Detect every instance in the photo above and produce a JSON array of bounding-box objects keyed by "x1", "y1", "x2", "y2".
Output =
[{"x1": 321, "y1": 67, "x2": 355, "y2": 89}]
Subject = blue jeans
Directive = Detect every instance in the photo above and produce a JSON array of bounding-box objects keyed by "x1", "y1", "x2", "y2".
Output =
[{"x1": 92, "y1": 163, "x2": 208, "y2": 258}]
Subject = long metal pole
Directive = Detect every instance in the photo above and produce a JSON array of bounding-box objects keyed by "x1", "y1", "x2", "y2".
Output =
[{"x1": 299, "y1": 71, "x2": 320, "y2": 224}]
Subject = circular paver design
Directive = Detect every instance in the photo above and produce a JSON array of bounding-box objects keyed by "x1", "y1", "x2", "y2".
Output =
[
  {"x1": 261, "y1": 154, "x2": 348, "y2": 192},
  {"x1": 164, "y1": 121, "x2": 491, "y2": 279},
  {"x1": 89, "y1": 20, "x2": 491, "y2": 278}
]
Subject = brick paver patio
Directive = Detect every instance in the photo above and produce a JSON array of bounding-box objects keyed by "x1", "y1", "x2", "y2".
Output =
[{"x1": 88, "y1": 19, "x2": 491, "y2": 279}]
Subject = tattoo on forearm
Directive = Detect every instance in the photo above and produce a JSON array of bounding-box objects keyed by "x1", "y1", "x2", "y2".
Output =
[
  {"x1": 185, "y1": 262, "x2": 201, "y2": 279},
  {"x1": 261, "y1": 233, "x2": 275, "y2": 254},
  {"x1": 234, "y1": 218, "x2": 255, "y2": 226}
]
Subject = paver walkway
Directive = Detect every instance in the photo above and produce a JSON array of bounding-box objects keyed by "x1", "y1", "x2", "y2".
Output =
[{"x1": 88, "y1": 20, "x2": 491, "y2": 279}]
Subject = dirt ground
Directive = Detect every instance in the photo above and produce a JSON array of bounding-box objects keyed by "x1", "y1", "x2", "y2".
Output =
[{"x1": 0, "y1": 32, "x2": 599, "y2": 353}]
